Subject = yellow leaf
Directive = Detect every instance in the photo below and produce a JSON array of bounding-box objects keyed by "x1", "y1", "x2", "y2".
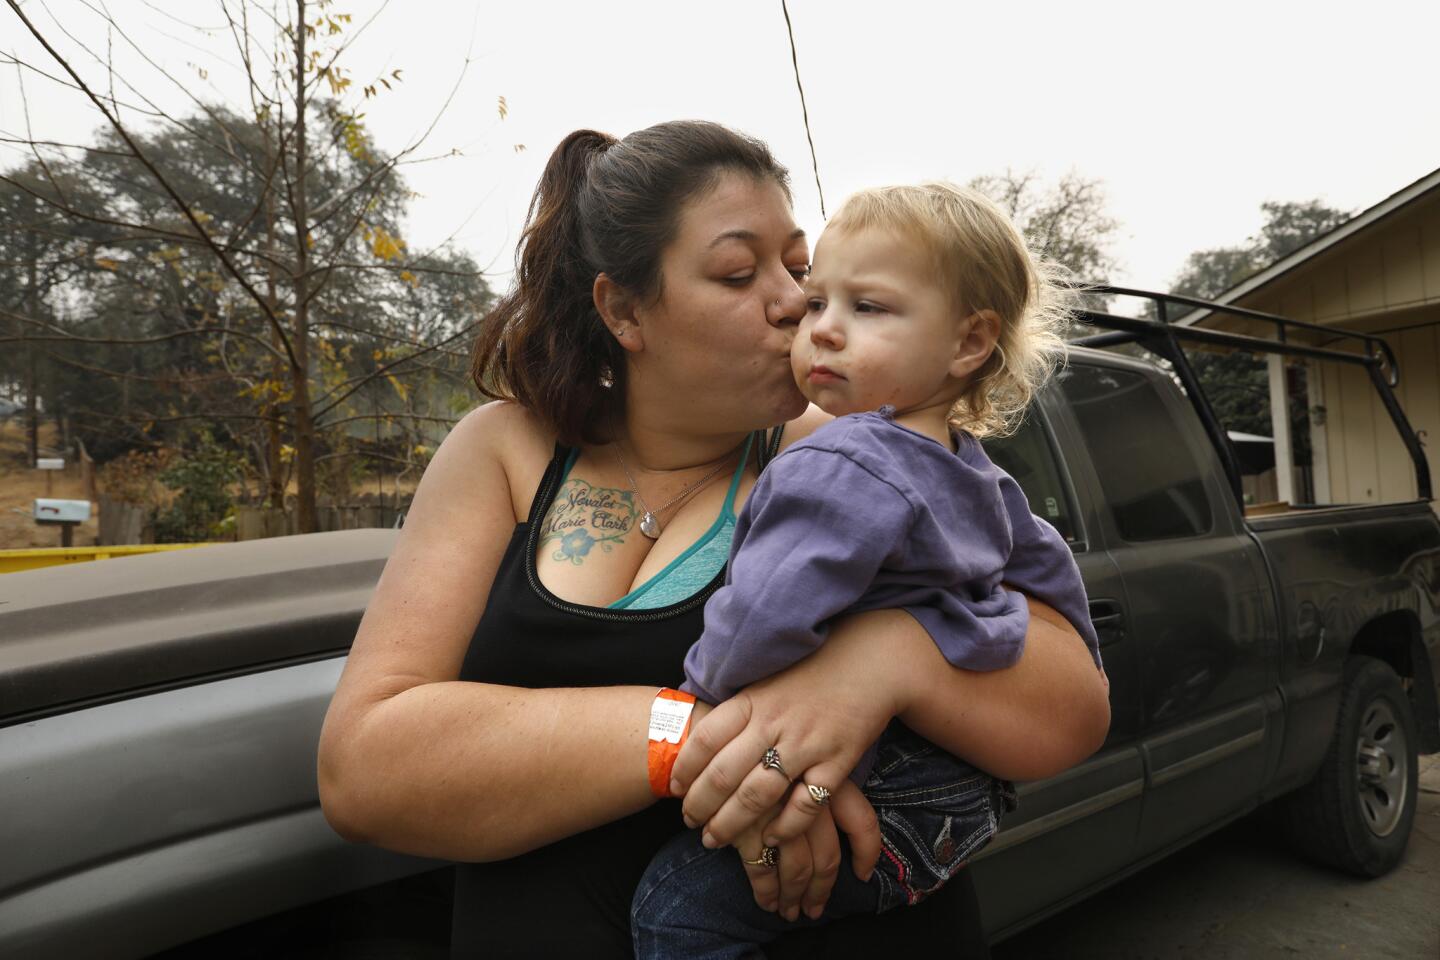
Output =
[
  {"x1": 95, "y1": 257, "x2": 119, "y2": 271},
  {"x1": 372, "y1": 349, "x2": 384, "y2": 361},
  {"x1": 386, "y1": 375, "x2": 409, "y2": 401},
  {"x1": 369, "y1": 226, "x2": 405, "y2": 261},
  {"x1": 305, "y1": 233, "x2": 315, "y2": 250},
  {"x1": 399, "y1": 270, "x2": 419, "y2": 288}
]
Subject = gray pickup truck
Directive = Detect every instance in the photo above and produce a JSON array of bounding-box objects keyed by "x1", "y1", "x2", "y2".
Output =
[{"x1": 3, "y1": 293, "x2": 1437, "y2": 957}]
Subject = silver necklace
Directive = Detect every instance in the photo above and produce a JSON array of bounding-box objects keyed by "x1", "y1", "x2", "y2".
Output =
[{"x1": 613, "y1": 441, "x2": 743, "y2": 539}]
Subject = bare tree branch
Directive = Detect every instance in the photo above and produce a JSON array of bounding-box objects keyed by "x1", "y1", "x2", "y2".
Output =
[
  {"x1": 6, "y1": 0, "x2": 303, "y2": 370},
  {"x1": 312, "y1": 317, "x2": 469, "y2": 358},
  {"x1": 44, "y1": 348, "x2": 237, "y2": 386},
  {"x1": 1, "y1": 304, "x2": 286, "y2": 360},
  {"x1": 311, "y1": 315, "x2": 481, "y2": 420},
  {"x1": 318, "y1": 412, "x2": 459, "y2": 430}
]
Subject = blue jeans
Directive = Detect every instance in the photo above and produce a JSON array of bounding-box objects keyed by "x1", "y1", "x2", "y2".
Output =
[{"x1": 631, "y1": 721, "x2": 1016, "y2": 960}]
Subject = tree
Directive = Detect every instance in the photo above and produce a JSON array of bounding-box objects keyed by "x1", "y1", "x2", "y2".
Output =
[
  {"x1": 1168, "y1": 246, "x2": 1264, "y2": 302},
  {"x1": 0, "y1": 161, "x2": 110, "y2": 463},
  {"x1": 3, "y1": 0, "x2": 494, "y2": 530},
  {"x1": 1255, "y1": 200, "x2": 1350, "y2": 264},
  {"x1": 969, "y1": 170, "x2": 1120, "y2": 285},
  {"x1": 1170, "y1": 199, "x2": 1351, "y2": 302},
  {"x1": 1166, "y1": 199, "x2": 1349, "y2": 457}
]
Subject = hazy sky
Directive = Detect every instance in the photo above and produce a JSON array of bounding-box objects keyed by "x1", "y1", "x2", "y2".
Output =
[{"x1": 4, "y1": 0, "x2": 1438, "y2": 305}]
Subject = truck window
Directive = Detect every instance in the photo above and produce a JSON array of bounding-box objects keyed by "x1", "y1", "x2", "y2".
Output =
[
  {"x1": 982, "y1": 410, "x2": 1080, "y2": 545},
  {"x1": 1059, "y1": 364, "x2": 1214, "y2": 542}
]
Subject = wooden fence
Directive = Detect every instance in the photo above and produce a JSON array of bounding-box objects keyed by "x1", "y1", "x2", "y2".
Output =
[
  {"x1": 235, "y1": 497, "x2": 411, "y2": 541},
  {"x1": 98, "y1": 496, "x2": 411, "y2": 545},
  {"x1": 98, "y1": 496, "x2": 152, "y2": 545}
]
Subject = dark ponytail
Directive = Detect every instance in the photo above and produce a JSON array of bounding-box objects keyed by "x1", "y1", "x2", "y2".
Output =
[
  {"x1": 469, "y1": 130, "x2": 620, "y2": 445},
  {"x1": 470, "y1": 120, "x2": 790, "y2": 446}
]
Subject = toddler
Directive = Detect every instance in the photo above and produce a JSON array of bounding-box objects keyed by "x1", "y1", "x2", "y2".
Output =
[{"x1": 631, "y1": 182, "x2": 1104, "y2": 958}]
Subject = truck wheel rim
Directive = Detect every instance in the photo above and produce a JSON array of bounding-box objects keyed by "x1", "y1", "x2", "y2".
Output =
[{"x1": 1354, "y1": 699, "x2": 1407, "y2": 838}]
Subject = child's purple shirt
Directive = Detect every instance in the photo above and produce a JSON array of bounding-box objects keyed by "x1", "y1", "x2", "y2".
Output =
[{"x1": 680, "y1": 408, "x2": 1103, "y2": 779}]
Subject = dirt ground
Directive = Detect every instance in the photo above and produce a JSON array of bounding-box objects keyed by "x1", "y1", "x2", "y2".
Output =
[{"x1": 0, "y1": 419, "x2": 100, "y2": 549}]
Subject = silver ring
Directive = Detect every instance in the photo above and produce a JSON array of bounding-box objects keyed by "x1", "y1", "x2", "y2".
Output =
[
  {"x1": 760, "y1": 747, "x2": 788, "y2": 778},
  {"x1": 742, "y1": 845, "x2": 779, "y2": 869},
  {"x1": 806, "y1": 783, "x2": 831, "y2": 807}
]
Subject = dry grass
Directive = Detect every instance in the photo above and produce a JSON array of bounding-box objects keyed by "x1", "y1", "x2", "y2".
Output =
[{"x1": 0, "y1": 419, "x2": 101, "y2": 549}]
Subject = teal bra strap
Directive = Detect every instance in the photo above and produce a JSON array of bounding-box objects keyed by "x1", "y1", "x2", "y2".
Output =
[
  {"x1": 607, "y1": 432, "x2": 755, "y2": 610},
  {"x1": 718, "y1": 432, "x2": 754, "y2": 516},
  {"x1": 559, "y1": 445, "x2": 581, "y2": 484}
]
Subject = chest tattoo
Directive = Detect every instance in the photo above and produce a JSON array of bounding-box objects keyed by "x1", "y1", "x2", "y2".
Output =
[{"x1": 539, "y1": 477, "x2": 640, "y2": 565}]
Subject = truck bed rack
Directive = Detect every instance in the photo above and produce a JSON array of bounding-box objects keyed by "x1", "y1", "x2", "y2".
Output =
[{"x1": 1066, "y1": 286, "x2": 1430, "y2": 505}]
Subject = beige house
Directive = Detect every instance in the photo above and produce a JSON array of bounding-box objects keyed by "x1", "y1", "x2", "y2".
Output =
[{"x1": 1177, "y1": 167, "x2": 1440, "y2": 509}]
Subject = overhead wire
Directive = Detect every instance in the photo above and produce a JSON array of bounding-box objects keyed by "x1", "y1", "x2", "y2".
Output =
[{"x1": 780, "y1": 0, "x2": 825, "y2": 219}]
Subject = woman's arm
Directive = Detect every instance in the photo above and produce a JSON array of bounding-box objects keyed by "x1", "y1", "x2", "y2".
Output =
[
  {"x1": 671, "y1": 597, "x2": 1108, "y2": 845},
  {"x1": 317, "y1": 403, "x2": 664, "y2": 861},
  {"x1": 898, "y1": 597, "x2": 1109, "y2": 778}
]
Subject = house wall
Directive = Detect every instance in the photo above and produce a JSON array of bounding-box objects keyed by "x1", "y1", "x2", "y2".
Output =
[{"x1": 1216, "y1": 189, "x2": 1440, "y2": 506}]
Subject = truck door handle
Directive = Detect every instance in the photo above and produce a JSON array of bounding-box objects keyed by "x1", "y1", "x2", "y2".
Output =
[{"x1": 1089, "y1": 599, "x2": 1125, "y2": 645}]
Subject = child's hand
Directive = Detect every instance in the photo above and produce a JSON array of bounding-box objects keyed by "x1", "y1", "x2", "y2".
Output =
[
  {"x1": 735, "y1": 796, "x2": 843, "y2": 922},
  {"x1": 732, "y1": 780, "x2": 880, "y2": 922},
  {"x1": 826, "y1": 779, "x2": 881, "y2": 885}
]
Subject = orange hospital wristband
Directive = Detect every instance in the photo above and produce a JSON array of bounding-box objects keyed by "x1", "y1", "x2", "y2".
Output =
[{"x1": 647, "y1": 688, "x2": 696, "y2": 798}]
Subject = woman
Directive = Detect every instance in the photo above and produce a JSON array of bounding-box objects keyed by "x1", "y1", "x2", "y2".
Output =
[{"x1": 316, "y1": 121, "x2": 1109, "y2": 957}]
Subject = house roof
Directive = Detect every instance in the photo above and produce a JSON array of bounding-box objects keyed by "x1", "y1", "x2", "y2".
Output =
[{"x1": 1176, "y1": 165, "x2": 1440, "y2": 326}]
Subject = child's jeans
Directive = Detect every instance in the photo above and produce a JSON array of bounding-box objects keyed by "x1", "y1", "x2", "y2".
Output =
[{"x1": 631, "y1": 721, "x2": 1016, "y2": 960}]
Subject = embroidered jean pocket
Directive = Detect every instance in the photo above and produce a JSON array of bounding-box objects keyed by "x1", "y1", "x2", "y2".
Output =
[{"x1": 862, "y1": 726, "x2": 1011, "y2": 912}]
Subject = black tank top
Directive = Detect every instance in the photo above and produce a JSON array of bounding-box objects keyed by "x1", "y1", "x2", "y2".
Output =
[{"x1": 450, "y1": 437, "x2": 985, "y2": 959}]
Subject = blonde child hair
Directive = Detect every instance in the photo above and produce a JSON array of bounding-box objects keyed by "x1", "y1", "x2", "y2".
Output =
[{"x1": 824, "y1": 181, "x2": 1077, "y2": 438}]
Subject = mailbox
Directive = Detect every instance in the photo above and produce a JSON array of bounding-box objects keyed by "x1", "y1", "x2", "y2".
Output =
[{"x1": 34, "y1": 499, "x2": 91, "y2": 524}]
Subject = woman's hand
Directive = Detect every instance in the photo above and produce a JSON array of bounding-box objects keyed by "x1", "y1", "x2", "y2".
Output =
[
  {"x1": 672, "y1": 599, "x2": 1106, "y2": 848},
  {"x1": 733, "y1": 782, "x2": 881, "y2": 921},
  {"x1": 670, "y1": 624, "x2": 908, "y2": 848}
]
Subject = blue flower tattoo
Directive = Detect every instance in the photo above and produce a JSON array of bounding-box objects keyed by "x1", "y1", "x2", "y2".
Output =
[{"x1": 559, "y1": 528, "x2": 596, "y2": 561}]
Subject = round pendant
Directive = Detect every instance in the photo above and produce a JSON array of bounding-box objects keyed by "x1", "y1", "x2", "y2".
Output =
[{"x1": 639, "y1": 512, "x2": 661, "y2": 539}]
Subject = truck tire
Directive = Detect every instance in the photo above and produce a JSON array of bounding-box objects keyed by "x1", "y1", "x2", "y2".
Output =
[{"x1": 1280, "y1": 655, "x2": 1418, "y2": 877}]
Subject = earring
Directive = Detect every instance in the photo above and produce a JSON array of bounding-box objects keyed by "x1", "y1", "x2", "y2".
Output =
[{"x1": 598, "y1": 364, "x2": 614, "y2": 389}]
